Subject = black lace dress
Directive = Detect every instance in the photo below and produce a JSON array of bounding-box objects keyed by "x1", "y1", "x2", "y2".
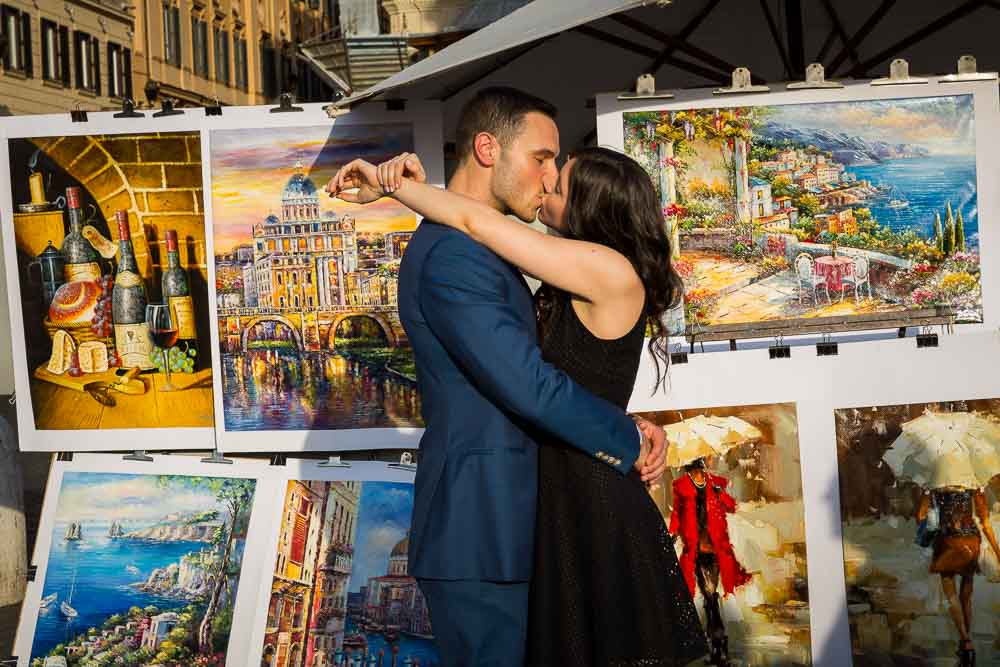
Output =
[{"x1": 526, "y1": 290, "x2": 708, "y2": 667}]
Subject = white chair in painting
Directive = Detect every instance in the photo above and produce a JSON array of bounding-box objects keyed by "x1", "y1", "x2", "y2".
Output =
[
  {"x1": 841, "y1": 254, "x2": 873, "y2": 303},
  {"x1": 794, "y1": 253, "x2": 830, "y2": 305}
]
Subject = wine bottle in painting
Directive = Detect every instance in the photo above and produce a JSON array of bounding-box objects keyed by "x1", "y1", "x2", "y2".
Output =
[
  {"x1": 161, "y1": 229, "x2": 198, "y2": 366},
  {"x1": 60, "y1": 186, "x2": 101, "y2": 282},
  {"x1": 112, "y1": 211, "x2": 154, "y2": 369}
]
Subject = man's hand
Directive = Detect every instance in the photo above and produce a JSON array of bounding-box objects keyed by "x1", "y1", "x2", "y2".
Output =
[
  {"x1": 377, "y1": 152, "x2": 427, "y2": 193},
  {"x1": 325, "y1": 159, "x2": 385, "y2": 204},
  {"x1": 633, "y1": 416, "x2": 667, "y2": 487}
]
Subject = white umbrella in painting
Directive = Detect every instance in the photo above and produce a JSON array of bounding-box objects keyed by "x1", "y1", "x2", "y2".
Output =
[
  {"x1": 665, "y1": 415, "x2": 762, "y2": 468},
  {"x1": 882, "y1": 411, "x2": 1000, "y2": 489}
]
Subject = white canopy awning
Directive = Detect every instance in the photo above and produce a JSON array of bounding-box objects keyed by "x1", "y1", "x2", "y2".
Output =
[{"x1": 335, "y1": 0, "x2": 650, "y2": 107}]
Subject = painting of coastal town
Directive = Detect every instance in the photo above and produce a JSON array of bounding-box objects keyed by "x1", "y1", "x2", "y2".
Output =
[
  {"x1": 623, "y1": 94, "x2": 981, "y2": 334},
  {"x1": 835, "y1": 399, "x2": 1000, "y2": 665},
  {"x1": 635, "y1": 403, "x2": 811, "y2": 665},
  {"x1": 209, "y1": 124, "x2": 421, "y2": 435},
  {"x1": 27, "y1": 472, "x2": 256, "y2": 666},
  {"x1": 260, "y1": 480, "x2": 439, "y2": 667}
]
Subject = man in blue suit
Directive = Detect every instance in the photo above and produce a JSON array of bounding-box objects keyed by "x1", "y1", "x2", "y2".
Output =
[{"x1": 329, "y1": 87, "x2": 666, "y2": 666}]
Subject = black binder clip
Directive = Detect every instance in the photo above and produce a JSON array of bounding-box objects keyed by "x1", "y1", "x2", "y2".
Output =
[
  {"x1": 916, "y1": 326, "x2": 939, "y2": 348},
  {"x1": 153, "y1": 98, "x2": 184, "y2": 117},
  {"x1": 113, "y1": 97, "x2": 144, "y2": 118},
  {"x1": 388, "y1": 452, "x2": 418, "y2": 471},
  {"x1": 270, "y1": 93, "x2": 303, "y2": 113},
  {"x1": 0, "y1": 657, "x2": 19, "y2": 666},
  {"x1": 205, "y1": 98, "x2": 223, "y2": 116},
  {"x1": 56, "y1": 452, "x2": 73, "y2": 462},
  {"x1": 122, "y1": 450, "x2": 154, "y2": 462},
  {"x1": 270, "y1": 454, "x2": 287, "y2": 466},
  {"x1": 669, "y1": 343, "x2": 688, "y2": 365},
  {"x1": 385, "y1": 98, "x2": 406, "y2": 112},
  {"x1": 70, "y1": 103, "x2": 88, "y2": 123},
  {"x1": 26, "y1": 565, "x2": 38, "y2": 582},
  {"x1": 769, "y1": 335, "x2": 791, "y2": 359},
  {"x1": 816, "y1": 333, "x2": 838, "y2": 357}
]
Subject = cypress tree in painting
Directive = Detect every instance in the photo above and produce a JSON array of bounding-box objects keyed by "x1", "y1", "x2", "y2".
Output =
[
  {"x1": 955, "y1": 209, "x2": 965, "y2": 252},
  {"x1": 934, "y1": 212, "x2": 944, "y2": 252}
]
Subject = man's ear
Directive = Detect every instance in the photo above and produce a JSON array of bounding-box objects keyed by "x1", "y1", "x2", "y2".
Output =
[{"x1": 473, "y1": 132, "x2": 500, "y2": 167}]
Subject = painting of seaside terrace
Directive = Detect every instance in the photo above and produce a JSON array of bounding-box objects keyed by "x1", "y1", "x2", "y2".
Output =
[{"x1": 624, "y1": 94, "x2": 982, "y2": 335}]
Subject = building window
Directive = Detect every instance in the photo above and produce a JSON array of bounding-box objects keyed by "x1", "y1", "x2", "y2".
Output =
[
  {"x1": 163, "y1": 3, "x2": 181, "y2": 66},
  {"x1": 233, "y1": 34, "x2": 248, "y2": 90},
  {"x1": 261, "y1": 34, "x2": 277, "y2": 98},
  {"x1": 191, "y1": 16, "x2": 208, "y2": 77},
  {"x1": 214, "y1": 26, "x2": 229, "y2": 84},
  {"x1": 107, "y1": 42, "x2": 132, "y2": 98},
  {"x1": 41, "y1": 20, "x2": 70, "y2": 84},
  {"x1": 1, "y1": 5, "x2": 32, "y2": 76},
  {"x1": 73, "y1": 31, "x2": 100, "y2": 94}
]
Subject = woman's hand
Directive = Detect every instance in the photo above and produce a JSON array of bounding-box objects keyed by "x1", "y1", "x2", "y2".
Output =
[
  {"x1": 377, "y1": 152, "x2": 426, "y2": 193},
  {"x1": 325, "y1": 159, "x2": 386, "y2": 204}
]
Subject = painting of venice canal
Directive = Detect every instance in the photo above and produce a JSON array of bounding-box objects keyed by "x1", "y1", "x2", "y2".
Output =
[{"x1": 210, "y1": 124, "x2": 422, "y2": 433}]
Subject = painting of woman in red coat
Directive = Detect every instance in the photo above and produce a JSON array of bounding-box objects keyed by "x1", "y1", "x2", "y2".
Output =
[{"x1": 669, "y1": 455, "x2": 751, "y2": 667}]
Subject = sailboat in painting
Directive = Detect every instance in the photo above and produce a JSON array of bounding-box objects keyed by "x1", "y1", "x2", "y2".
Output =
[
  {"x1": 39, "y1": 593, "x2": 57, "y2": 608},
  {"x1": 64, "y1": 522, "x2": 81, "y2": 541},
  {"x1": 108, "y1": 520, "x2": 124, "y2": 539},
  {"x1": 60, "y1": 566, "x2": 78, "y2": 618}
]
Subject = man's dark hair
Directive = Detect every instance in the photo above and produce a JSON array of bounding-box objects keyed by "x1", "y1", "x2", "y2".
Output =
[{"x1": 454, "y1": 87, "x2": 557, "y2": 164}]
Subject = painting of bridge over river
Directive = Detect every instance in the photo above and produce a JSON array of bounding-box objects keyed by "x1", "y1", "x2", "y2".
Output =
[
  {"x1": 209, "y1": 124, "x2": 422, "y2": 434},
  {"x1": 623, "y1": 94, "x2": 982, "y2": 335}
]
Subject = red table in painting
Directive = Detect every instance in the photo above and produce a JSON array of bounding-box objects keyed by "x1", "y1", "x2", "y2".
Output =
[{"x1": 814, "y1": 256, "x2": 855, "y2": 294}]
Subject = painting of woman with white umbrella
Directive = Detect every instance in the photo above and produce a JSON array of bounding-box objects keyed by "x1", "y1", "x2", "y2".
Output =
[
  {"x1": 835, "y1": 400, "x2": 1000, "y2": 667},
  {"x1": 637, "y1": 403, "x2": 812, "y2": 667}
]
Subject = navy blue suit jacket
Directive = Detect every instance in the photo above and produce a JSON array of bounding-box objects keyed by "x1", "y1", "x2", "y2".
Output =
[{"x1": 398, "y1": 222, "x2": 640, "y2": 582}]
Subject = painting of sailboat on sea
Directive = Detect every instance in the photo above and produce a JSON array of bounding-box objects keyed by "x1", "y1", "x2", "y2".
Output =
[{"x1": 26, "y1": 472, "x2": 257, "y2": 667}]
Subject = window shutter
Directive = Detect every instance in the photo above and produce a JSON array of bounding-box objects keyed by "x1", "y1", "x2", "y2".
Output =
[
  {"x1": 59, "y1": 25, "x2": 69, "y2": 85},
  {"x1": 21, "y1": 12, "x2": 32, "y2": 77},
  {"x1": 73, "y1": 31, "x2": 82, "y2": 88},
  {"x1": 91, "y1": 37, "x2": 99, "y2": 94},
  {"x1": 124, "y1": 47, "x2": 132, "y2": 98}
]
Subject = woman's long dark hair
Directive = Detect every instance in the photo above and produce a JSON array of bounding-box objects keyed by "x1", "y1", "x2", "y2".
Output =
[{"x1": 552, "y1": 146, "x2": 684, "y2": 393}]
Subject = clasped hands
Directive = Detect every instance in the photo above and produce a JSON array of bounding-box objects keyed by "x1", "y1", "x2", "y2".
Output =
[{"x1": 325, "y1": 152, "x2": 426, "y2": 203}]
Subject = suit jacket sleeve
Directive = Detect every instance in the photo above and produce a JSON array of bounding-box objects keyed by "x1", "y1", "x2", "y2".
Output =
[{"x1": 419, "y1": 236, "x2": 639, "y2": 474}]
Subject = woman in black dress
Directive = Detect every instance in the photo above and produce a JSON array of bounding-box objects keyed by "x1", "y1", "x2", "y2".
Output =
[{"x1": 332, "y1": 147, "x2": 708, "y2": 665}]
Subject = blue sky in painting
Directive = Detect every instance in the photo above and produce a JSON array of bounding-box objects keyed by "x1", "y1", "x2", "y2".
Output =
[
  {"x1": 348, "y1": 482, "x2": 414, "y2": 592},
  {"x1": 55, "y1": 472, "x2": 229, "y2": 523},
  {"x1": 765, "y1": 95, "x2": 975, "y2": 154}
]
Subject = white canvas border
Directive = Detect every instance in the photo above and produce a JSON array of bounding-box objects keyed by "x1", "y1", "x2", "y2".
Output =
[
  {"x1": 626, "y1": 328, "x2": 1000, "y2": 666},
  {"x1": 242, "y1": 460, "x2": 417, "y2": 665},
  {"x1": 0, "y1": 114, "x2": 217, "y2": 451},
  {"x1": 596, "y1": 78, "x2": 1000, "y2": 340},
  {"x1": 201, "y1": 101, "x2": 444, "y2": 453},
  {"x1": 11, "y1": 451, "x2": 285, "y2": 667}
]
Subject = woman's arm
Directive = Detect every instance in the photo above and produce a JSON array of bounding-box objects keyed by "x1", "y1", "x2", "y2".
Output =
[
  {"x1": 916, "y1": 493, "x2": 929, "y2": 521},
  {"x1": 330, "y1": 158, "x2": 642, "y2": 305}
]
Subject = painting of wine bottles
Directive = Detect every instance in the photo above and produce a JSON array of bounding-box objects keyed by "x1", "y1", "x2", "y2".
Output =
[
  {"x1": 23, "y1": 468, "x2": 258, "y2": 667},
  {"x1": 2, "y1": 131, "x2": 215, "y2": 444}
]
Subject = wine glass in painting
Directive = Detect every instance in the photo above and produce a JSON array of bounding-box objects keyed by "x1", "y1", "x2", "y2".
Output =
[{"x1": 147, "y1": 303, "x2": 179, "y2": 391}]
